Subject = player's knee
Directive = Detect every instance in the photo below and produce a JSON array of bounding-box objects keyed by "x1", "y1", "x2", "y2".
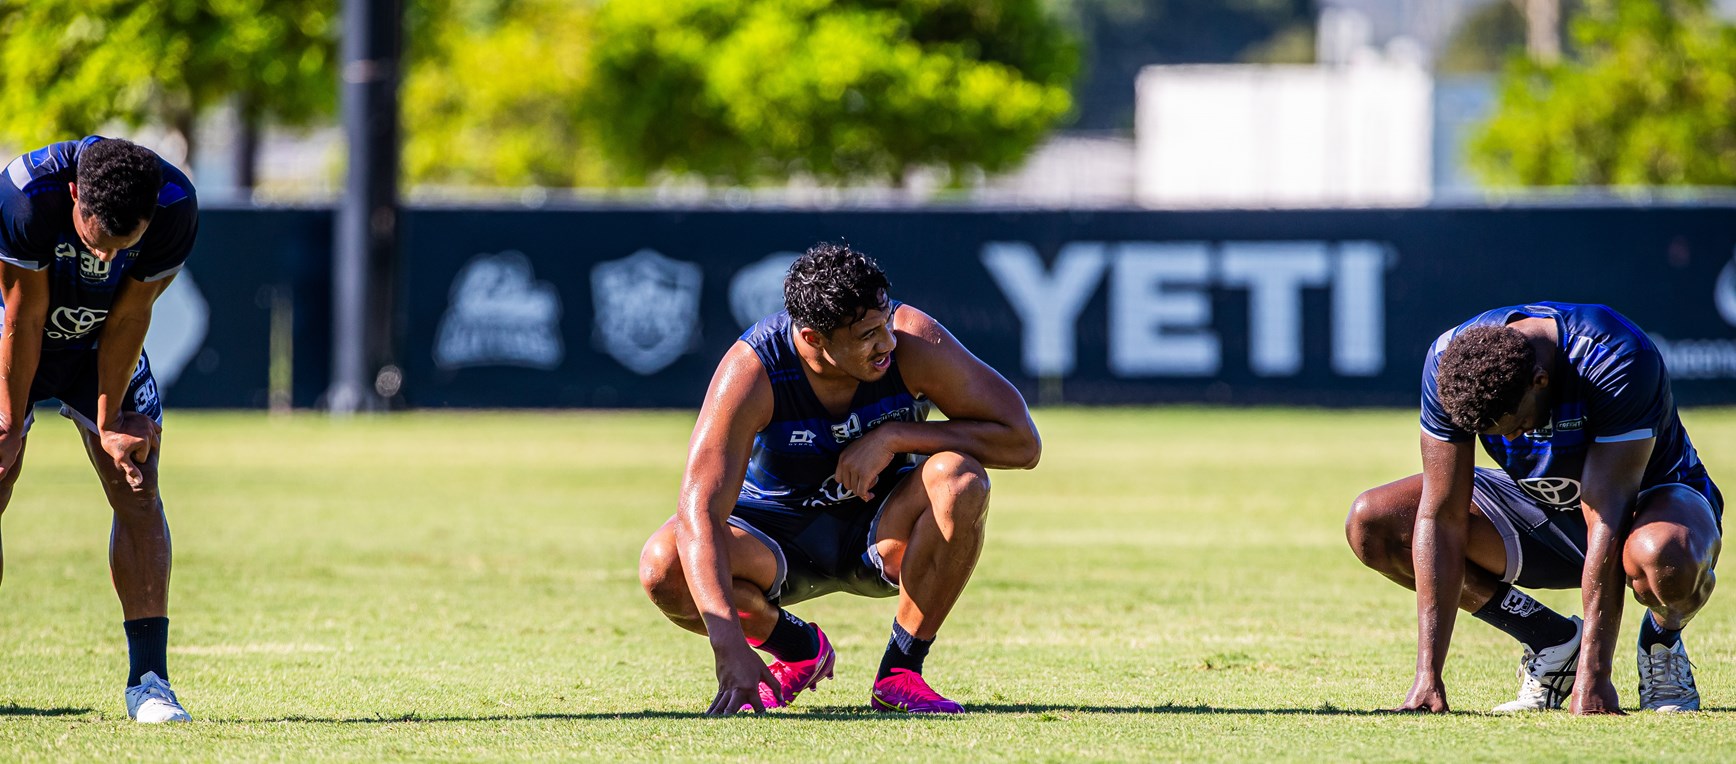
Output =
[
  {"x1": 1345, "y1": 490, "x2": 1400, "y2": 567},
  {"x1": 1627, "y1": 532, "x2": 1704, "y2": 606},
  {"x1": 925, "y1": 452, "x2": 990, "y2": 527},
  {"x1": 108, "y1": 486, "x2": 162, "y2": 521},
  {"x1": 638, "y1": 536, "x2": 687, "y2": 607}
]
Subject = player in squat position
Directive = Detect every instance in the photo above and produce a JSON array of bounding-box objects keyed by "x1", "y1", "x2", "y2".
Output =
[
  {"x1": 0, "y1": 137, "x2": 198, "y2": 722},
  {"x1": 1348, "y1": 303, "x2": 1721, "y2": 714},
  {"x1": 639, "y1": 243, "x2": 1040, "y2": 714}
]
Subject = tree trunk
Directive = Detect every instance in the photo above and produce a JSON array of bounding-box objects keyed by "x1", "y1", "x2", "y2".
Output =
[{"x1": 1516, "y1": 0, "x2": 1561, "y2": 64}]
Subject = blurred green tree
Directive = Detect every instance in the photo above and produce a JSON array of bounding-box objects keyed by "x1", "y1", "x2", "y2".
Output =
[
  {"x1": 1471, "y1": 0, "x2": 1736, "y2": 186},
  {"x1": 585, "y1": 0, "x2": 1078, "y2": 184},
  {"x1": 0, "y1": 0, "x2": 338, "y2": 188},
  {"x1": 402, "y1": 0, "x2": 609, "y2": 188}
]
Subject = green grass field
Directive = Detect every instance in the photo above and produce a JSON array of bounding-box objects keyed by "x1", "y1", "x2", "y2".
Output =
[{"x1": 1, "y1": 407, "x2": 1733, "y2": 761}]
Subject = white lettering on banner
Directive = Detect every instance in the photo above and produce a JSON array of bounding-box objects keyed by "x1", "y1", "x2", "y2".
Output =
[
  {"x1": 1111, "y1": 243, "x2": 1218, "y2": 376},
  {"x1": 1220, "y1": 242, "x2": 1330, "y2": 377},
  {"x1": 981, "y1": 242, "x2": 1108, "y2": 377},
  {"x1": 980, "y1": 240, "x2": 1394, "y2": 378},
  {"x1": 1333, "y1": 242, "x2": 1387, "y2": 376}
]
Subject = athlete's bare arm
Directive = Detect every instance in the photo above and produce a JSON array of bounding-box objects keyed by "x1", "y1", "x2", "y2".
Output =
[
  {"x1": 1398, "y1": 433, "x2": 1477, "y2": 713},
  {"x1": 0, "y1": 262, "x2": 49, "y2": 477},
  {"x1": 675, "y1": 341, "x2": 781, "y2": 714},
  {"x1": 93, "y1": 274, "x2": 172, "y2": 487},
  {"x1": 832, "y1": 306, "x2": 1040, "y2": 500},
  {"x1": 1571, "y1": 437, "x2": 1652, "y2": 716}
]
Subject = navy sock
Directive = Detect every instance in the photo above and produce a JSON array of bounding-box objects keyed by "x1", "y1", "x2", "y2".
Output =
[
  {"x1": 1473, "y1": 583, "x2": 1577, "y2": 652},
  {"x1": 876, "y1": 620, "x2": 933, "y2": 680},
  {"x1": 754, "y1": 609, "x2": 819, "y2": 663},
  {"x1": 1639, "y1": 611, "x2": 1683, "y2": 650},
  {"x1": 123, "y1": 617, "x2": 170, "y2": 687}
]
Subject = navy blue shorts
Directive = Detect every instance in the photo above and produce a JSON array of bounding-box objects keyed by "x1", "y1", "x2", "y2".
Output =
[
  {"x1": 728, "y1": 466, "x2": 915, "y2": 606},
  {"x1": 1471, "y1": 466, "x2": 1723, "y2": 590},
  {"x1": 23, "y1": 349, "x2": 161, "y2": 433}
]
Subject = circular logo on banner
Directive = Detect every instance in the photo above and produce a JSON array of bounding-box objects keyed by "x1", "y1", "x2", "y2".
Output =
[{"x1": 1518, "y1": 477, "x2": 1582, "y2": 509}]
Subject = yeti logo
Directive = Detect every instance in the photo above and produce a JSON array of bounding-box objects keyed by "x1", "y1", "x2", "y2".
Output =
[
  {"x1": 78, "y1": 250, "x2": 110, "y2": 282},
  {"x1": 434, "y1": 252, "x2": 564, "y2": 370},
  {"x1": 729, "y1": 252, "x2": 799, "y2": 329},
  {"x1": 1519, "y1": 477, "x2": 1582, "y2": 509},
  {"x1": 48, "y1": 306, "x2": 107, "y2": 339},
  {"x1": 591, "y1": 249, "x2": 702, "y2": 375}
]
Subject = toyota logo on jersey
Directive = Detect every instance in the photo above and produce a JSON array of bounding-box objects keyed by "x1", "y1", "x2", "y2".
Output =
[
  {"x1": 48, "y1": 306, "x2": 107, "y2": 339},
  {"x1": 1518, "y1": 477, "x2": 1582, "y2": 509}
]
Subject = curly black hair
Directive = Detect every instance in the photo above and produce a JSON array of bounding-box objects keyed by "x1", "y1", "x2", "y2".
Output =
[
  {"x1": 75, "y1": 138, "x2": 162, "y2": 237},
  {"x1": 1435, "y1": 325, "x2": 1536, "y2": 433},
  {"x1": 783, "y1": 241, "x2": 892, "y2": 336}
]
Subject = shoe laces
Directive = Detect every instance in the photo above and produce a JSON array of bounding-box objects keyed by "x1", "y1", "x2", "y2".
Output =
[{"x1": 1641, "y1": 646, "x2": 1696, "y2": 700}]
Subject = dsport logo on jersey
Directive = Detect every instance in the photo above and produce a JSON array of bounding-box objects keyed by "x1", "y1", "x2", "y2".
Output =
[
  {"x1": 1518, "y1": 477, "x2": 1582, "y2": 509},
  {"x1": 48, "y1": 306, "x2": 107, "y2": 339}
]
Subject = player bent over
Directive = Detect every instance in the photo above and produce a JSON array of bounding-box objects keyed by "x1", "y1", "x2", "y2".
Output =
[
  {"x1": 1347, "y1": 303, "x2": 1720, "y2": 714},
  {"x1": 0, "y1": 137, "x2": 198, "y2": 722},
  {"x1": 639, "y1": 243, "x2": 1041, "y2": 714}
]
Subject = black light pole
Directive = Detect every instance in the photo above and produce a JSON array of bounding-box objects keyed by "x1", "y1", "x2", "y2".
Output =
[{"x1": 329, "y1": 0, "x2": 402, "y2": 414}]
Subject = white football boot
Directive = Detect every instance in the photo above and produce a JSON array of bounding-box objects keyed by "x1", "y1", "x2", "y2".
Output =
[
  {"x1": 125, "y1": 671, "x2": 191, "y2": 723},
  {"x1": 1638, "y1": 637, "x2": 1700, "y2": 712},
  {"x1": 1492, "y1": 615, "x2": 1582, "y2": 712}
]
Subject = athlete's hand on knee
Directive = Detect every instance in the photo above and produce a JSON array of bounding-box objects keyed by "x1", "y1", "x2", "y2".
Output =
[
  {"x1": 1570, "y1": 676, "x2": 1624, "y2": 716},
  {"x1": 836, "y1": 428, "x2": 895, "y2": 501},
  {"x1": 706, "y1": 642, "x2": 780, "y2": 715},
  {"x1": 1392, "y1": 675, "x2": 1449, "y2": 713},
  {"x1": 100, "y1": 413, "x2": 159, "y2": 488}
]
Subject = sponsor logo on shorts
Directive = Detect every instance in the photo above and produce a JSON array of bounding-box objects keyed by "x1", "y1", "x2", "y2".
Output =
[
  {"x1": 802, "y1": 476, "x2": 858, "y2": 508},
  {"x1": 1519, "y1": 476, "x2": 1582, "y2": 509},
  {"x1": 1556, "y1": 417, "x2": 1584, "y2": 431},
  {"x1": 1499, "y1": 588, "x2": 1543, "y2": 618}
]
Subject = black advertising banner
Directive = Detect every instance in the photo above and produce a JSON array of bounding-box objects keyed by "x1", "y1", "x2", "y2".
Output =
[
  {"x1": 394, "y1": 206, "x2": 1736, "y2": 409},
  {"x1": 144, "y1": 206, "x2": 332, "y2": 408}
]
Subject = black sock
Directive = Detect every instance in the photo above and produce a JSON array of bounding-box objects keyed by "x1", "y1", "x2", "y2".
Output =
[
  {"x1": 1639, "y1": 611, "x2": 1683, "y2": 650},
  {"x1": 1473, "y1": 584, "x2": 1577, "y2": 652},
  {"x1": 876, "y1": 619, "x2": 933, "y2": 680},
  {"x1": 123, "y1": 617, "x2": 170, "y2": 687},
  {"x1": 754, "y1": 609, "x2": 819, "y2": 663}
]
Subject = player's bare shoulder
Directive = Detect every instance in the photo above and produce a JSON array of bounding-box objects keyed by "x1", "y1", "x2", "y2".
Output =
[
  {"x1": 890, "y1": 303, "x2": 990, "y2": 390},
  {"x1": 700, "y1": 339, "x2": 776, "y2": 433}
]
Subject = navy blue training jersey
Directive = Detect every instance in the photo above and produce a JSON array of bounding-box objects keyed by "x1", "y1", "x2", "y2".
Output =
[
  {"x1": 0, "y1": 136, "x2": 198, "y2": 351},
  {"x1": 737, "y1": 306, "x2": 929, "y2": 512},
  {"x1": 1421, "y1": 302, "x2": 1719, "y2": 514}
]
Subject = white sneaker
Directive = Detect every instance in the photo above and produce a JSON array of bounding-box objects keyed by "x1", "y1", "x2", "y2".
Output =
[
  {"x1": 1638, "y1": 638, "x2": 1700, "y2": 712},
  {"x1": 125, "y1": 671, "x2": 191, "y2": 723},
  {"x1": 1492, "y1": 615, "x2": 1582, "y2": 712}
]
